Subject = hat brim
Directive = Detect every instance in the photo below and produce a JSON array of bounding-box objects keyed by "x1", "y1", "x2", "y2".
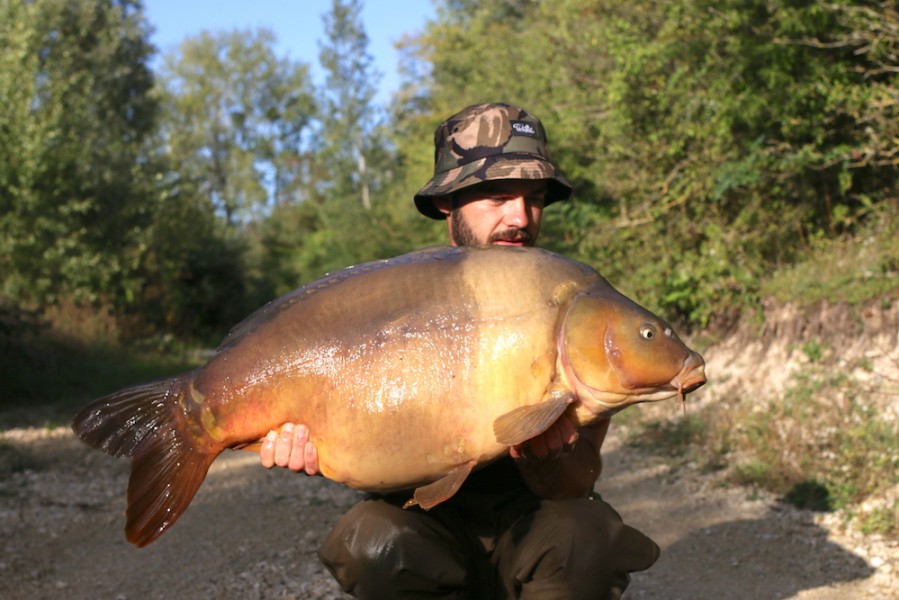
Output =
[{"x1": 414, "y1": 153, "x2": 572, "y2": 220}]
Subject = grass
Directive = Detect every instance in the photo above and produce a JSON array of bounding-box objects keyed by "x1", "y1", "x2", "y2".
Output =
[
  {"x1": 0, "y1": 302, "x2": 202, "y2": 429},
  {"x1": 1, "y1": 344, "x2": 200, "y2": 429},
  {"x1": 761, "y1": 213, "x2": 899, "y2": 307},
  {"x1": 859, "y1": 506, "x2": 899, "y2": 536},
  {"x1": 731, "y1": 369, "x2": 897, "y2": 509},
  {"x1": 624, "y1": 360, "x2": 899, "y2": 536}
]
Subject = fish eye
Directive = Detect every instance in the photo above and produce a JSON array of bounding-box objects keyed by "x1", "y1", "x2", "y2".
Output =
[{"x1": 640, "y1": 324, "x2": 657, "y2": 340}]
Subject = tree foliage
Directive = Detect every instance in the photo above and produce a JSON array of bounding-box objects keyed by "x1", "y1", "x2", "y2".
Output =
[
  {"x1": 0, "y1": 0, "x2": 158, "y2": 308},
  {"x1": 256, "y1": 0, "x2": 429, "y2": 296},
  {"x1": 148, "y1": 28, "x2": 321, "y2": 331},
  {"x1": 318, "y1": 0, "x2": 381, "y2": 210},
  {"x1": 0, "y1": 0, "x2": 266, "y2": 341},
  {"x1": 124, "y1": 171, "x2": 251, "y2": 342},
  {"x1": 397, "y1": 0, "x2": 899, "y2": 329},
  {"x1": 3, "y1": 0, "x2": 897, "y2": 346},
  {"x1": 156, "y1": 29, "x2": 317, "y2": 225}
]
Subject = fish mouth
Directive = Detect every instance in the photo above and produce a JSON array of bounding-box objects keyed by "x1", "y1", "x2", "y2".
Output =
[{"x1": 671, "y1": 353, "x2": 707, "y2": 407}]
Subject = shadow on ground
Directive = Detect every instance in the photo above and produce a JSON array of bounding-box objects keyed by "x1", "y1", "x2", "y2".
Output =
[{"x1": 597, "y1": 443, "x2": 877, "y2": 599}]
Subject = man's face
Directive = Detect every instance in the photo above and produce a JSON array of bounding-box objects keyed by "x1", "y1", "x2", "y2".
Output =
[{"x1": 437, "y1": 180, "x2": 547, "y2": 247}]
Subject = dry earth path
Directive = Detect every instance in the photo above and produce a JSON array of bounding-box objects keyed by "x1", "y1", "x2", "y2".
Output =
[{"x1": 1, "y1": 420, "x2": 894, "y2": 599}]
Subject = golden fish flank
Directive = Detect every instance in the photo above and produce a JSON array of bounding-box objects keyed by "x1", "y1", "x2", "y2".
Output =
[{"x1": 72, "y1": 245, "x2": 706, "y2": 547}]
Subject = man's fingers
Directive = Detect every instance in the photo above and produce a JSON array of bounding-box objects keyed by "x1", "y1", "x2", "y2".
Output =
[
  {"x1": 529, "y1": 434, "x2": 549, "y2": 458},
  {"x1": 274, "y1": 423, "x2": 295, "y2": 467},
  {"x1": 259, "y1": 422, "x2": 319, "y2": 475},
  {"x1": 260, "y1": 430, "x2": 277, "y2": 468},
  {"x1": 305, "y1": 442, "x2": 318, "y2": 476},
  {"x1": 547, "y1": 423, "x2": 567, "y2": 454},
  {"x1": 559, "y1": 417, "x2": 579, "y2": 449},
  {"x1": 288, "y1": 425, "x2": 309, "y2": 472},
  {"x1": 509, "y1": 418, "x2": 581, "y2": 460}
]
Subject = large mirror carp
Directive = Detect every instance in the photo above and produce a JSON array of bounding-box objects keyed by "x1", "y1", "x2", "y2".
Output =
[{"x1": 73, "y1": 245, "x2": 706, "y2": 547}]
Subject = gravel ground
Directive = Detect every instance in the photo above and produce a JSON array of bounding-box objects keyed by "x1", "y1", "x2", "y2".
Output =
[{"x1": 1, "y1": 422, "x2": 895, "y2": 599}]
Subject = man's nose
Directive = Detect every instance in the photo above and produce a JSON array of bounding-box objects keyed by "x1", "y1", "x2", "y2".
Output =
[{"x1": 502, "y1": 197, "x2": 529, "y2": 226}]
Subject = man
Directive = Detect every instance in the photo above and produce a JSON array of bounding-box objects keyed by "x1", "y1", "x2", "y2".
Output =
[{"x1": 261, "y1": 103, "x2": 659, "y2": 599}]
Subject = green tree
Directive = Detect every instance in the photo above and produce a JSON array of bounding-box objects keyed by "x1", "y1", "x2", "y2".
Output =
[
  {"x1": 156, "y1": 28, "x2": 317, "y2": 226},
  {"x1": 318, "y1": 0, "x2": 382, "y2": 212},
  {"x1": 258, "y1": 0, "x2": 416, "y2": 295},
  {"x1": 0, "y1": 0, "x2": 158, "y2": 309},
  {"x1": 125, "y1": 170, "x2": 250, "y2": 342}
]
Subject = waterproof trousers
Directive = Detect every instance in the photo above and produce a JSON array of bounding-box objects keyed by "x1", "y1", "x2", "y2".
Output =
[{"x1": 318, "y1": 466, "x2": 659, "y2": 599}]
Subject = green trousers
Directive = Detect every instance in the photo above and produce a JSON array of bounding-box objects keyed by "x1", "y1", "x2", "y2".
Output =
[{"x1": 318, "y1": 460, "x2": 659, "y2": 599}]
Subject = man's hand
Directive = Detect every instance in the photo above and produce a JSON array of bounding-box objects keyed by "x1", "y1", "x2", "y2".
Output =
[
  {"x1": 514, "y1": 418, "x2": 611, "y2": 499},
  {"x1": 260, "y1": 422, "x2": 319, "y2": 475},
  {"x1": 509, "y1": 415, "x2": 579, "y2": 459}
]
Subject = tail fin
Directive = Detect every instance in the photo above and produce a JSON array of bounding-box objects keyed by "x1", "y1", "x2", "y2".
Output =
[{"x1": 72, "y1": 374, "x2": 217, "y2": 547}]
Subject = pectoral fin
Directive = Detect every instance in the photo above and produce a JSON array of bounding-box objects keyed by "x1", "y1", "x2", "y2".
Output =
[
  {"x1": 493, "y1": 388, "x2": 576, "y2": 446},
  {"x1": 404, "y1": 460, "x2": 477, "y2": 510}
]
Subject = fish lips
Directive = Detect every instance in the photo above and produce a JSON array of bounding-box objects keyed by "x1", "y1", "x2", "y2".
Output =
[{"x1": 671, "y1": 354, "x2": 707, "y2": 395}]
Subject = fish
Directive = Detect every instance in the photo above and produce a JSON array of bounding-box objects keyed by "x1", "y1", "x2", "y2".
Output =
[{"x1": 72, "y1": 245, "x2": 706, "y2": 547}]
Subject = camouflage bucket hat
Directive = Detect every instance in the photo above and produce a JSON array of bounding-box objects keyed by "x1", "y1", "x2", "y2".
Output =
[{"x1": 414, "y1": 103, "x2": 573, "y2": 219}]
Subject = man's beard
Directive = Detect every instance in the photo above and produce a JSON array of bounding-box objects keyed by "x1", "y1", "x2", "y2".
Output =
[{"x1": 450, "y1": 211, "x2": 534, "y2": 247}]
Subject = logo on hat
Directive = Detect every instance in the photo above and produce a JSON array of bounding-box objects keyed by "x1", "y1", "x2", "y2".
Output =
[{"x1": 511, "y1": 121, "x2": 537, "y2": 137}]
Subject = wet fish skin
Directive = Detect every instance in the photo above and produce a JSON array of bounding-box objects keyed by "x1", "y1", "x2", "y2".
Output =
[{"x1": 72, "y1": 245, "x2": 705, "y2": 547}]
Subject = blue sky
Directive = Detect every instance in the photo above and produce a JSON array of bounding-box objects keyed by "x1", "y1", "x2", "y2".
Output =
[{"x1": 143, "y1": 1, "x2": 437, "y2": 105}]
